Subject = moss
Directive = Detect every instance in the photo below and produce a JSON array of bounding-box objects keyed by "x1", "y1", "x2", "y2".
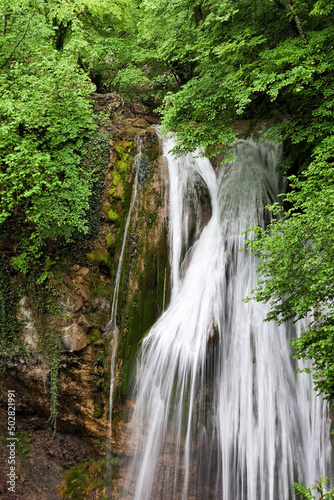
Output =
[
  {"x1": 115, "y1": 223, "x2": 171, "y2": 399},
  {"x1": 108, "y1": 209, "x2": 119, "y2": 222},
  {"x1": 96, "y1": 380, "x2": 106, "y2": 392},
  {"x1": 109, "y1": 186, "x2": 120, "y2": 199},
  {"x1": 71, "y1": 130, "x2": 112, "y2": 251},
  {"x1": 90, "y1": 277, "x2": 109, "y2": 299},
  {"x1": 90, "y1": 328, "x2": 101, "y2": 343},
  {"x1": 142, "y1": 131, "x2": 159, "y2": 162},
  {"x1": 114, "y1": 139, "x2": 135, "y2": 158},
  {"x1": 87, "y1": 245, "x2": 111, "y2": 273},
  {"x1": 81, "y1": 343, "x2": 109, "y2": 418},
  {"x1": 61, "y1": 457, "x2": 121, "y2": 500},
  {"x1": 93, "y1": 408, "x2": 103, "y2": 418},
  {"x1": 105, "y1": 232, "x2": 114, "y2": 249},
  {"x1": 0, "y1": 254, "x2": 22, "y2": 372},
  {"x1": 112, "y1": 170, "x2": 121, "y2": 187}
]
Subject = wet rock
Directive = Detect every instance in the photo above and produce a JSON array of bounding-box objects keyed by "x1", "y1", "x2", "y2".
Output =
[
  {"x1": 92, "y1": 92, "x2": 124, "y2": 112},
  {"x1": 130, "y1": 118, "x2": 149, "y2": 129},
  {"x1": 93, "y1": 297, "x2": 110, "y2": 312}
]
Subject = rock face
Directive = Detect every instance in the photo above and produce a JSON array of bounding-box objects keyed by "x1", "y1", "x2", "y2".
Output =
[{"x1": 0, "y1": 259, "x2": 112, "y2": 498}]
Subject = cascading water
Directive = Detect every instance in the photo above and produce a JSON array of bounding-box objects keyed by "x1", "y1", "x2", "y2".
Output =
[{"x1": 121, "y1": 135, "x2": 332, "y2": 500}]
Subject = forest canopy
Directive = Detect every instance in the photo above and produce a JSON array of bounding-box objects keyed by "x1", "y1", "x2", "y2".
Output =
[{"x1": 1, "y1": 0, "x2": 334, "y2": 398}]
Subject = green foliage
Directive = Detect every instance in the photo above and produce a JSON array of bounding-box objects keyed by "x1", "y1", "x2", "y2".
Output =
[
  {"x1": 132, "y1": 0, "x2": 334, "y2": 165},
  {"x1": 0, "y1": 254, "x2": 21, "y2": 374},
  {"x1": 16, "y1": 430, "x2": 32, "y2": 459},
  {"x1": 0, "y1": 0, "x2": 99, "y2": 272},
  {"x1": 294, "y1": 476, "x2": 334, "y2": 499},
  {"x1": 90, "y1": 328, "x2": 102, "y2": 343}
]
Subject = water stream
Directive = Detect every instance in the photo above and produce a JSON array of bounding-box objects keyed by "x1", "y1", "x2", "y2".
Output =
[
  {"x1": 120, "y1": 135, "x2": 332, "y2": 499},
  {"x1": 108, "y1": 139, "x2": 141, "y2": 422}
]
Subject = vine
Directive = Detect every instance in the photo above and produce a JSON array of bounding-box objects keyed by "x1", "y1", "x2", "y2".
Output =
[
  {"x1": 0, "y1": 253, "x2": 22, "y2": 380},
  {"x1": 26, "y1": 273, "x2": 61, "y2": 429}
]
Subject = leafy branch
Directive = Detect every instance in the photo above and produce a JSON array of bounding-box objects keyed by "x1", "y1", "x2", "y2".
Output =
[{"x1": 0, "y1": 15, "x2": 34, "y2": 69}]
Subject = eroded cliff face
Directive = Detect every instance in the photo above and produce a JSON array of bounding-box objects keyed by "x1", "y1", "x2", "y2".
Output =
[{"x1": 0, "y1": 95, "x2": 168, "y2": 500}]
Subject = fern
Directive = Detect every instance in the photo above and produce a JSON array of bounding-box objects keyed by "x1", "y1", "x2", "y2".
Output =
[
  {"x1": 294, "y1": 477, "x2": 334, "y2": 500},
  {"x1": 293, "y1": 483, "x2": 316, "y2": 500}
]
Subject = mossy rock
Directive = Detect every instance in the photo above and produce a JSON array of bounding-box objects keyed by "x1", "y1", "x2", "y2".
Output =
[
  {"x1": 61, "y1": 456, "x2": 121, "y2": 500},
  {"x1": 105, "y1": 232, "x2": 115, "y2": 249},
  {"x1": 114, "y1": 140, "x2": 136, "y2": 160},
  {"x1": 141, "y1": 129, "x2": 159, "y2": 162},
  {"x1": 93, "y1": 408, "x2": 103, "y2": 418},
  {"x1": 89, "y1": 328, "x2": 101, "y2": 343},
  {"x1": 87, "y1": 246, "x2": 112, "y2": 273},
  {"x1": 108, "y1": 209, "x2": 119, "y2": 223},
  {"x1": 112, "y1": 170, "x2": 121, "y2": 187},
  {"x1": 115, "y1": 225, "x2": 171, "y2": 399}
]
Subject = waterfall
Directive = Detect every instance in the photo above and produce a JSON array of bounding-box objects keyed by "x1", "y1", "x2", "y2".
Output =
[{"x1": 121, "y1": 136, "x2": 332, "y2": 500}]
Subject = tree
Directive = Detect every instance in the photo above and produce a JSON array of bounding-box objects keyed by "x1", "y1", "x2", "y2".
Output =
[
  {"x1": 0, "y1": 0, "x2": 103, "y2": 272},
  {"x1": 155, "y1": 0, "x2": 334, "y2": 160}
]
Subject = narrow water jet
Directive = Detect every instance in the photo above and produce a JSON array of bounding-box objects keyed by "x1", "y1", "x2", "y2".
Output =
[
  {"x1": 109, "y1": 139, "x2": 142, "y2": 415},
  {"x1": 120, "y1": 136, "x2": 332, "y2": 500},
  {"x1": 106, "y1": 138, "x2": 142, "y2": 495}
]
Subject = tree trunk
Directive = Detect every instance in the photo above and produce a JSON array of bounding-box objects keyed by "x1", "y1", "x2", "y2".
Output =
[{"x1": 285, "y1": 0, "x2": 308, "y2": 45}]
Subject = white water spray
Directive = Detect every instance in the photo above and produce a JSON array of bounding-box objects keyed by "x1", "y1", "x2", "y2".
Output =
[{"x1": 122, "y1": 136, "x2": 332, "y2": 500}]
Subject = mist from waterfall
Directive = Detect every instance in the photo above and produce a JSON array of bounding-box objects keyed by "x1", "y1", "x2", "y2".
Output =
[{"x1": 121, "y1": 136, "x2": 332, "y2": 500}]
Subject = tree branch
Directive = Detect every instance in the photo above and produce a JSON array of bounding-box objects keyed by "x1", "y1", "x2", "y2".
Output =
[
  {"x1": 2, "y1": 14, "x2": 7, "y2": 35},
  {"x1": 285, "y1": 0, "x2": 308, "y2": 45},
  {"x1": 0, "y1": 16, "x2": 33, "y2": 69},
  {"x1": 194, "y1": 5, "x2": 203, "y2": 26}
]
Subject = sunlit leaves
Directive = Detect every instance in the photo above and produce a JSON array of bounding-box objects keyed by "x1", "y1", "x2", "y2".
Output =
[{"x1": 0, "y1": 0, "x2": 98, "y2": 271}]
